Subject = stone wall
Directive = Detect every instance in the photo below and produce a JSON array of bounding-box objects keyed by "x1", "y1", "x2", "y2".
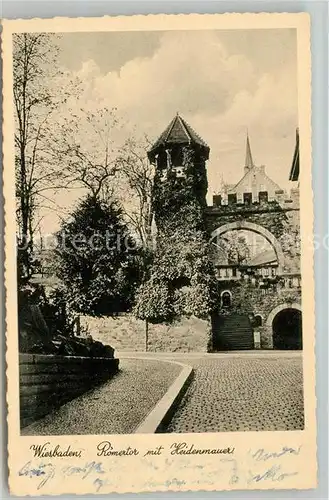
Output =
[
  {"x1": 147, "y1": 317, "x2": 211, "y2": 352},
  {"x1": 216, "y1": 281, "x2": 301, "y2": 317},
  {"x1": 213, "y1": 282, "x2": 302, "y2": 349},
  {"x1": 257, "y1": 326, "x2": 274, "y2": 349},
  {"x1": 20, "y1": 354, "x2": 119, "y2": 428},
  {"x1": 81, "y1": 314, "x2": 211, "y2": 353}
]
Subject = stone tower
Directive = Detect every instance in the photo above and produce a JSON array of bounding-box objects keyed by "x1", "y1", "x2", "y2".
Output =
[
  {"x1": 148, "y1": 114, "x2": 210, "y2": 233},
  {"x1": 138, "y1": 114, "x2": 215, "y2": 328}
]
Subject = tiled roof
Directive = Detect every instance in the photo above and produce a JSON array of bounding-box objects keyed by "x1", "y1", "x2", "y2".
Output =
[
  {"x1": 148, "y1": 114, "x2": 210, "y2": 159},
  {"x1": 247, "y1": 249, "x2": 277, "y2": 267}
]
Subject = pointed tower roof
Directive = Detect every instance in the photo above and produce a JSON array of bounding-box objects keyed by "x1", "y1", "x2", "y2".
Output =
[
  {"x1": 148, "y1": 114, "x2": 210, "y2": 162},
  {"x1": 245, "y1": 133, "x2": 255, "y2": 170}
]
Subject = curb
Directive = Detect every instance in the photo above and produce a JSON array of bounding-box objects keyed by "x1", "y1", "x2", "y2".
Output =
[{"x1": 121, "y1": 356, "x2": 193, "y2": 434}]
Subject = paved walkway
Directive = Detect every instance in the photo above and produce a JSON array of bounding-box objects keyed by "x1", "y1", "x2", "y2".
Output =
[
  {"x1": 22, "y1": 358, "x2": 181, "y2": 435},
  {"x1": 164, "y1": 353, "x2": 304, "y2": 433},
  {"x1": 23, "y1": 351, "x2": 304, "y2": 435}
]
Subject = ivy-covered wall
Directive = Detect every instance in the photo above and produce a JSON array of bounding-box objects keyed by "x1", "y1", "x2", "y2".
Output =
[{"x1": 134, "y1": 145, "x2": 217, "y2": 323}]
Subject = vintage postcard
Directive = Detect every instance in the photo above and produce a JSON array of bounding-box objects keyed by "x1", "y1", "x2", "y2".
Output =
[{"x1": 2, "y1": 13, "x2": 316, "y2": 495}]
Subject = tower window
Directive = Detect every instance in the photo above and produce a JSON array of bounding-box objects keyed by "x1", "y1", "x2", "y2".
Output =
[
  {"x1": 171, "y1": 147, "x2": 184, "y2": 167},
  {"x1": 173, "y1": 166, "x2": 185, "y2": 178}
]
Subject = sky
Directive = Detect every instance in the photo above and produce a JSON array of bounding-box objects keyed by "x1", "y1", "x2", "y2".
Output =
[{"x1": 40, "y1": 28, "x2": 298, "y2": 234}]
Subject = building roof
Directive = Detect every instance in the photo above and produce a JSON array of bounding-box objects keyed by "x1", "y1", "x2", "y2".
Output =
[
  {"x1": 289, "y1": 128, "x2": 299, "y2": 181},
  {"x1": 247, "y1": 249, "x2": 277, "y2": 267},
  {"x1": 148, "y1": 114, "x2": 210, "y2": 161},
  {"x1": 245, "y1": 133, "x2": 255, "y2": 170}
]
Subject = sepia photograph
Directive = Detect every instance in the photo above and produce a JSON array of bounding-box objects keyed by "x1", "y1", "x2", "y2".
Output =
[
  {"x1": 3, "y1": 12, "x2": 318, "y2": 496},
  {"x1": 12, "y1": 26, "x2": 306, "y2": 437}
]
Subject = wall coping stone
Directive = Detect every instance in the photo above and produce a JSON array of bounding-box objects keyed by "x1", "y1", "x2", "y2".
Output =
[{"x1": 19, "y1": 353, "x2": 116, "y2": 364}]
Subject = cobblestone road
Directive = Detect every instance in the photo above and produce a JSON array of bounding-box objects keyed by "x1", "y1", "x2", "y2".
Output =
[
  {"x1": 166, "y1": 354, "x2": 304, "y2": 433},
  {"x1": 22, "y1": 358, "x2": 181, "y2": 435}
]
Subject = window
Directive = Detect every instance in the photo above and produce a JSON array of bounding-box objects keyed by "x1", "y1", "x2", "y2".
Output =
[
  {"x1": 243, "y1": 192, "x2": 252, "y2": 205},
  {"x1": 173, "y1": 166, "x2": 185, "y2": 178},
  {"x1": 221, "y1": 291, "x2": 232, "y2": 308},
  {"x1": 259, "y1": 191, "x2": 268, "y2": 203},
  {"x1": 232, "y1": 268, "x2": 237, "y2": 277},
  {"x1": 228, "y1": 193, "x2": 237, "y2": 204},
  {"x1": 171, "y1": 147, "x2": 183, "y2": 167},
  {"x1": 254, "y1": 315, "x2": 263, "y2": 327},
  {"x1": 213, "y1": 195, "x2": 222, "y2": 207}
]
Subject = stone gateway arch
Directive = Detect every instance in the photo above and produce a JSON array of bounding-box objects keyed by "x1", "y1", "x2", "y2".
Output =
[{"x1": 204, "y1": 130, "x2": 301, "y2": 350}]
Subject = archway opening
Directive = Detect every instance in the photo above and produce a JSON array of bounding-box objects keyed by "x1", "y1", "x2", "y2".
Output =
[
  {"x1": 210, "y1": 228, "x2": 279, "y2": 270},
  {"x1": 210, "y1": 221, "x2": 285, "y2": 272},
  {"x1": 272, "y1": 308, "x2": 302, "y2": 350}
]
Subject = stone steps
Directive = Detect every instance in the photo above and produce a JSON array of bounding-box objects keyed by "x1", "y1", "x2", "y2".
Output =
[{"x1": 213, "y1": 314, "x2": 254, "y2": 351}]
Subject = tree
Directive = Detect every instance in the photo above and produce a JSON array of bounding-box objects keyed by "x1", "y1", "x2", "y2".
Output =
[
  {"x1": 116, "y1": 137, "x2": 155, "y2": 249},
  {"x1": 50, "y1": 106, "x2": 120, "y2": 201},
  {"x1": 13, "y1": 33, "x2": 74, "y2": 281},
  {"x1": 221, "y1": 232, "x2": 250, "y2": 265},
  {"x1": 55, "y1": 195, "x2": 140, "y2": 316}
]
